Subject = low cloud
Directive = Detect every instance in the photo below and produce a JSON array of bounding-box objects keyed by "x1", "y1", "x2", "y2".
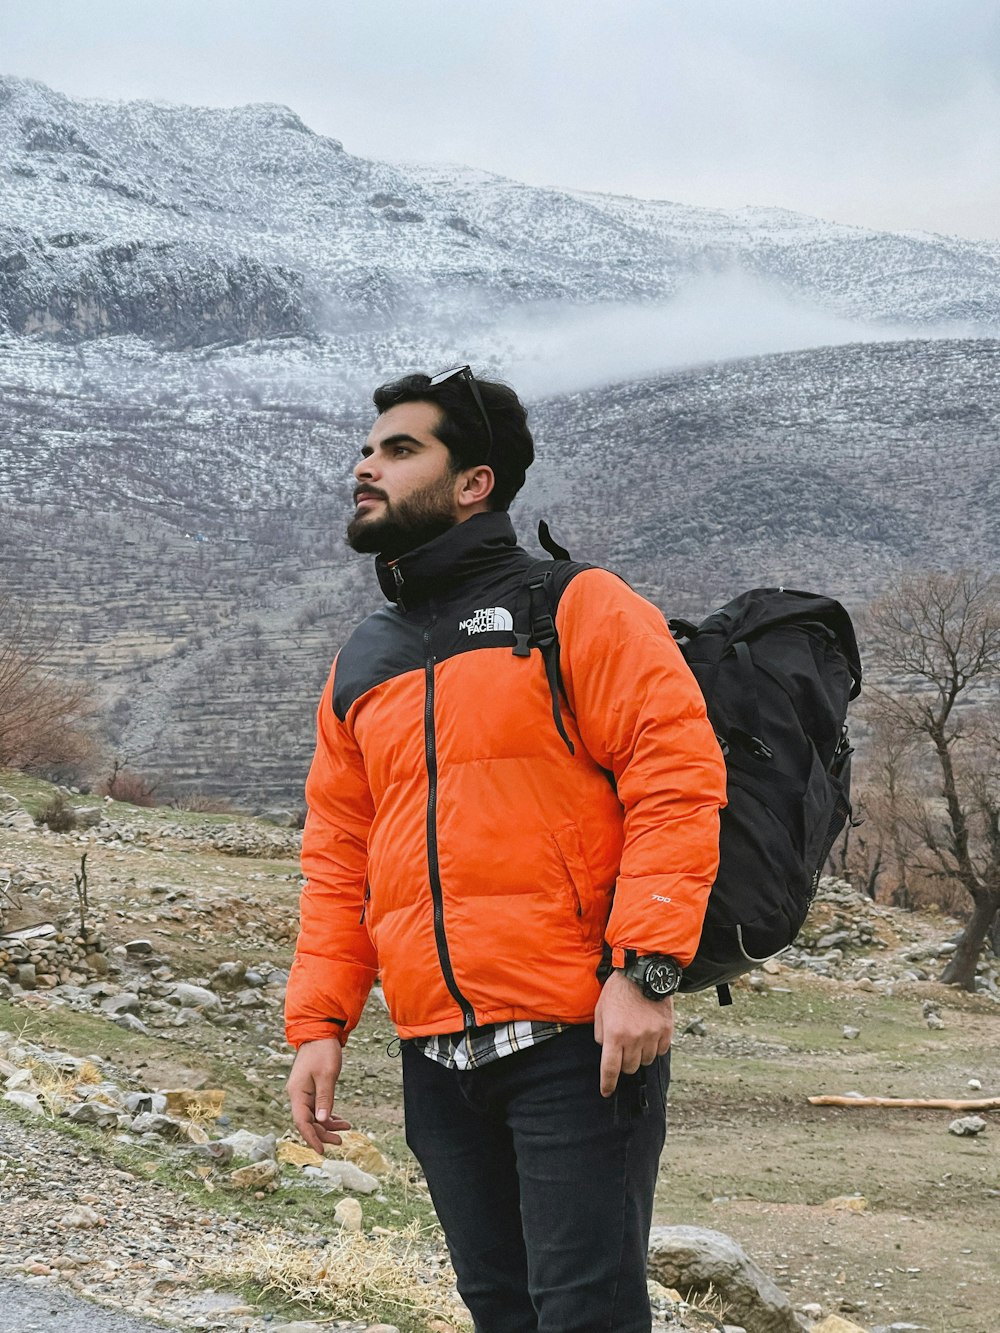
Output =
[{"x1": 494, "y1": 270, "x2": 982, "y2": 398}]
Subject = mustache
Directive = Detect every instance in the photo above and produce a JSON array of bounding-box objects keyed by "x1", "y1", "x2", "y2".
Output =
[{"x1": 353, "y1": 485, "x2": 388, "y2": 504}]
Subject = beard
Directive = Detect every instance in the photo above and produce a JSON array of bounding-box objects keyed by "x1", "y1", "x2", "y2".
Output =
[{"x1": 346, "y1": 473, "x2": 459, "y2": 559}]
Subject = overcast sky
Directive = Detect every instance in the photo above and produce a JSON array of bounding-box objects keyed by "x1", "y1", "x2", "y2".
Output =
[{"x1": 3, "y1": 0, "x2": 1000, "y2": 241}]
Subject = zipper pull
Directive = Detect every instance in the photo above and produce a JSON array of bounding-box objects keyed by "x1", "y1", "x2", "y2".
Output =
[{"x1": 359, "y1": 881, "x2": 371, "y2": 925}]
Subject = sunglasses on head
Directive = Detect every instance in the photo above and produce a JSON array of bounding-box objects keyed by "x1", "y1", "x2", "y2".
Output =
[{"x1": 427, "y1": 365, "x2": 494, "y2": 461}]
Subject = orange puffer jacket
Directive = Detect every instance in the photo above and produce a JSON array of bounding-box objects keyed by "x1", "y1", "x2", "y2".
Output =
[{"x1": 285, "y1": 513, "x2": 726, "y2": 1047}]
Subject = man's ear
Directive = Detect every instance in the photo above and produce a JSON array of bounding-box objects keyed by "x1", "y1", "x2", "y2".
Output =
[{"x1": 457, "y1": 465, "x2": 495, "y2": 510}]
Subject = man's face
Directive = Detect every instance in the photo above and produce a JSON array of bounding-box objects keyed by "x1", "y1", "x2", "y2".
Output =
[{"x1": 347, "y1": 400, "x2": 464, "y2": 559}]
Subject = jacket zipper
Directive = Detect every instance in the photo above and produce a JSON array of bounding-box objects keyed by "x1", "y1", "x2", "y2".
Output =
[{"x1": 423, "y1": 617, "x2": 476, "y2": 1028}]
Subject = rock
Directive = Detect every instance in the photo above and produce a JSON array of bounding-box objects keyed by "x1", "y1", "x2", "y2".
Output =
[
  {"x1": 66, "y1": 1100, "x2": 120, "y2": 1128},
  {"x1": 968, "y1": 1078, "x2": 982, "y2": 1090},
  {"x1": 326, "y1": 1129, "x2": 392, "y2": 1175},
  {"x1": 825, "y1": 1195, "x2": 867, "y2": 1212},
  {"x1": 948, "y1": 1115, "x2": 987, "y2": 1136},
  {"x1": 318, "y1": 1158, "x2": 380, "y2": 1194},
  {"x1": 219, "y1": 1128, "x2": 276, "y2": 1161},
  {"x1": 277, "y1": 1139, "x2": 324, "y2": 1168},
  {"x1": 113, "y1": 1012, "x2": 151, "y2": 1034},
  {"x1": 4, "y1": 1089, "x2": 46, "y2": 1115},
  {"x1": 166, "y1": 982, "x2": 221, "y2": 1010},
  {"x1": 842, "y1": 1026, "x2": 860, "y2": 1040},
  {"x1": 681, "y1": 1018, "x2": 707, "y2": 1037},
  {"x1": 163, "y1": 1087, "x2": 225, "y2": 1119},
  {"x1": 811, "y1": 1317, "x2": 869, "y2": 1333},
  {"x1": 125, "y1": 939, "x2": 155, "y2": 955},
  {"x1": 209, "y1": 961, "x2": 246, "y2": 991},
  {"x1": 100, "y1": 992, "x2": 141, "y2": 1015},
  {"x1": 123, "y1": 1091, "x2": 167, "y2": 1114},
  {"x1": 926, "y1": 1012, "x2": 945, "y2": 1030},
  {"x1": 129, "y1": 1111, "x2": 191, "y2": 1139},
  {"x1": 59, "y1": 1205, "x2": 104, "y2": 1228},
  {"x1": 230, "y1": 1159, "x2": 281, "y2": 1191},
  {"x1": 188, "y1": 1140, "x2": 234, "y2": 1165},
  {"x1": 647, "y1": 1226, "x2": 807, "y2": 1333},
  {"x1": 14, "y1": 963, "x2": 37, "y2": 989},
  {"x1": 333, "y1": 1196, "x2": 364, "y2": 1231}
]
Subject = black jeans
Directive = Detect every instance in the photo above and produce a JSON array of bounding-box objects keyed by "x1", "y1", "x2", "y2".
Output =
[{"x1": 402, "y1": 1024, "x2": 669, "y2": 1333}]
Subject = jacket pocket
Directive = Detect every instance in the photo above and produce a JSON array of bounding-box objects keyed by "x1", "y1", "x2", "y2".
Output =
[{"x1": 551, "y1": 823, "x2": 595, "y2": 942}]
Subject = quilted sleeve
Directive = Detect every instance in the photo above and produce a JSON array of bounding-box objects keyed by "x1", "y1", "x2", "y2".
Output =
[
  {"x1": 284, "y1": 661, "x2": 378, "y2": 1048},
  {"x1": 557, "y1": 569, "x2": 727, "y2": 966}
]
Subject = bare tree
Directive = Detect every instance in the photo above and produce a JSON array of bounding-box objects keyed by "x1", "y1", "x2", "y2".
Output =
[
  {"x1": 0, "y1": 592, "x2": 96, "y2": 778},
  {"x1": 865, "y1": 570, "x2": 1000, "y2": 990}
]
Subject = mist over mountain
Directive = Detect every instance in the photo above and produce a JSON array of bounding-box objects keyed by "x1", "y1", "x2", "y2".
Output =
[{"x1": 1, "y1": 76, "x2": 997, "y2": 800}]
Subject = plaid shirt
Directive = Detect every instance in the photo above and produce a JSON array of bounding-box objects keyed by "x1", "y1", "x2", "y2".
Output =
[{"x1": 413, "y1": 1020, "x2": 567, "y2": 1070}]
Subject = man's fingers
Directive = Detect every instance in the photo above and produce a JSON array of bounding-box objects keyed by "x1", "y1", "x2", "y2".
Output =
[{"x1": 599, "y1": 1041, "x2": 623, "y2": 1098}]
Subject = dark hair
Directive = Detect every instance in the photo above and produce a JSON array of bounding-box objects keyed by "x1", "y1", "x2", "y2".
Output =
[{"x1": 371, "y1": 372, "x2": 534, "y2": 511}]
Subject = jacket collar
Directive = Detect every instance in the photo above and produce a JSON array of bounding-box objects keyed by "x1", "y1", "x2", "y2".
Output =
[{"x1": 376, "y1": 512, "x2": 521, "y2": 608}]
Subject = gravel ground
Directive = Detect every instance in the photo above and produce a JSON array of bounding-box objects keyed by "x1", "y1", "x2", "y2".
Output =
[{"x1": 0, "y1": 1279, "x2": 172, "y2": 1333}]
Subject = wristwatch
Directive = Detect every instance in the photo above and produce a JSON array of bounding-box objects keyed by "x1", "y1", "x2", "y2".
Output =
[{"x1": 599, "y1": 946, "x2": 683, "y2": 1000}]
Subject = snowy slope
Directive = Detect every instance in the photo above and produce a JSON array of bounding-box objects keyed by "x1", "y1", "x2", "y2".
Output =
[{"x1": 3, "y1": 74, "x2": 1000, "y2": 344}]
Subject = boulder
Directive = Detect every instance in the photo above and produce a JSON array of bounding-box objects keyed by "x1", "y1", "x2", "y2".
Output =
[{"x1": 647, "y1": 1226, "x2": 807, "y2": 1333}]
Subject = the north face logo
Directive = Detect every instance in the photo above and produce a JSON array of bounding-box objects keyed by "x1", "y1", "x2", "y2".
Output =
[{"x1": 459, "y1": 606, "x2": 514, "y2": 635}]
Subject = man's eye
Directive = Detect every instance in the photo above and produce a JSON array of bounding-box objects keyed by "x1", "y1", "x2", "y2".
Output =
[{"x1": 393, "y1": 446, "x2": 411, "y2": 457}]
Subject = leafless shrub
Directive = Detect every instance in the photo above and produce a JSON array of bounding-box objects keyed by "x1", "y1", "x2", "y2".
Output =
[{"x1": 37, "y1": 792, "x2": 77, "y2": 833}]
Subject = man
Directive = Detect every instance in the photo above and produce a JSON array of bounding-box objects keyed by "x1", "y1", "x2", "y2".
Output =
[{"x1": 285, "y1": 368, "x2": 726, "y2": 1333}]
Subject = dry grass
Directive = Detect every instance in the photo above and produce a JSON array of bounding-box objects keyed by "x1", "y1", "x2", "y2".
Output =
[{"x1": 205, "y1": 1221, "x2": 471, "y2": 1328}]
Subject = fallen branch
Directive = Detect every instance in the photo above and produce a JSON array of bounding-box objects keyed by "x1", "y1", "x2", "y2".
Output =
[{"x1": 809, "y1": 1095, "x2": 1000, "y2": 1110}]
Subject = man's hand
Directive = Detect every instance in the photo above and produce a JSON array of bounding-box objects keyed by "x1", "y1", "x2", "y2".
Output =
[
  {"x1": 594, "y1": 970, "x2": 674, "y2": 1098},
  {"x1": 286, "y1": 1037, "x2": 352, "y2": 1154}
]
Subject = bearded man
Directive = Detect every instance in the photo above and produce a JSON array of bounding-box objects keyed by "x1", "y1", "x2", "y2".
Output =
[{"x1": 285, "y1": 368, "x2": 726, "y2": 1333}]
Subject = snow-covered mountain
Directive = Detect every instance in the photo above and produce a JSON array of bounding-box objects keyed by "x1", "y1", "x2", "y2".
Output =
[
  {"x1": 3, "y1": 73, "x2": 1000, "y2": 347},
  {"x1": 2, "y1": 76, "x2": 998, "y2": 800}
]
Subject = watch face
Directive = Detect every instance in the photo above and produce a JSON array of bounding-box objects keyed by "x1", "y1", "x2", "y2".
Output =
[{"x1": 644, "y1": 958, "x2": 681, "y2": 996}]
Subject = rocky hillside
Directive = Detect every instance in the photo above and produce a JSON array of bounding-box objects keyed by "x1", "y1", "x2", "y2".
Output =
[{"x1": 2, "y1": 772, "x2": 997, "y2": 1333}]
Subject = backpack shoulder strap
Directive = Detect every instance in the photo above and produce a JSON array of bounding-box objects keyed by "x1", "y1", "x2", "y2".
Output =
[{"x1": 511, "y1": 525, "x2": 592, "y2": 755}]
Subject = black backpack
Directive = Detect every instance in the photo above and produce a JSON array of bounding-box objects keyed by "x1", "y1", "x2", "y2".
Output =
[{"x1": 514, "y1": 528, "x2": 862, "y2": 1004}]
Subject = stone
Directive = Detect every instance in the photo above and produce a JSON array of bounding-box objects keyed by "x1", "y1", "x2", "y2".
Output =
[
  {"x1": 66, "y1": 1101, "x2": 120, "y2": 1128},
  {"x1": 277, "y1": 1139, "x2": 324, "y2": 1168},
  {"x1": 326, "y1": 1129, "x2": 392, "y2": 1175},
  {"x1": 130, "y1": 1112, "x2": 190, "y2": 1139},
  {"x1": 926, "y1": 1012, "x2": 945, "y2": 1030},
  {"x1": 949, "y1": 1115, "x2": 987, "y2": 1136},
  {"x1": 647, "y1": 1226, "x2": 807, "y2": 1333},
  {"x1": 124, "y1": 939, "x2": 154, "y2": 955},
  {"x1": 318, "y1": 1158, "x2": 380, "y2": 1194},
  {"x1": 59, "y1": 1205, "x2": 104, "y2": 1228},
  {"x1": 968, "y1": 1078, "x2": 982, "y2": 1090},
  {"x1": 100, "y1": 992, "x2": 141, "y2": 1015},
  {"x1": 811, "y1": 1317, "x2": 869, "y2": 1333},
  {"x1": 825, "y1": 1195, "x2": 868, "y2": 1212},
  {"x1": 166, "y1": 982, "x2": 221, "y2": 1010},
  {"x1": 163, "y1": 1087, "x2": 225, "y2": 1119},
  {"x1": 333, "y1": 1196, "x2": 363, "y2": 1231},
  {"x1": 83, "y1": 952, "x2": 109, "y2": 975},
  {"x1": 4, "y1": 1089, "x2": 45, "y2": 1115},
  {"x1": 113, "y1": 1013, "x2": 151, "y2": 1034},
  {"x1": 188, "y1": 1140, "x2": 234, "y2": 1165},
  {"x1": 209, "y1": 961, "x2": 246, "y2": 991},
  {"x1": 230, "y1": 1159, "x2": 281, "y2": 1191},
  {"x1": 14, "y1": 963, "x2": 37, "y2": 989},
  {"x1": 219, "y1": 1128, "x2": 276, "y2": 1161},
  {"x1": 842, "y1": 1026, "x2": 860, "y2": 1040}
]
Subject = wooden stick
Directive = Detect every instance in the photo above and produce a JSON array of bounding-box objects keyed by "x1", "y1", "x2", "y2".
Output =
[{"x1": 808, "y1": 1095, "x2": 1000, "y2": 1110}]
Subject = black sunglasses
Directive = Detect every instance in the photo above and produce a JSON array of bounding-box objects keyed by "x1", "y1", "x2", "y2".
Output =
[{"x1": 427, "y1": 365, "x2": 494, "y2": 462}]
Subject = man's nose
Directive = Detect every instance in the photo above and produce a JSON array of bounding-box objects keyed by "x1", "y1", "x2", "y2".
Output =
[{"x1": 354, "y1": 454, "x2": 377, "y2": 481}]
